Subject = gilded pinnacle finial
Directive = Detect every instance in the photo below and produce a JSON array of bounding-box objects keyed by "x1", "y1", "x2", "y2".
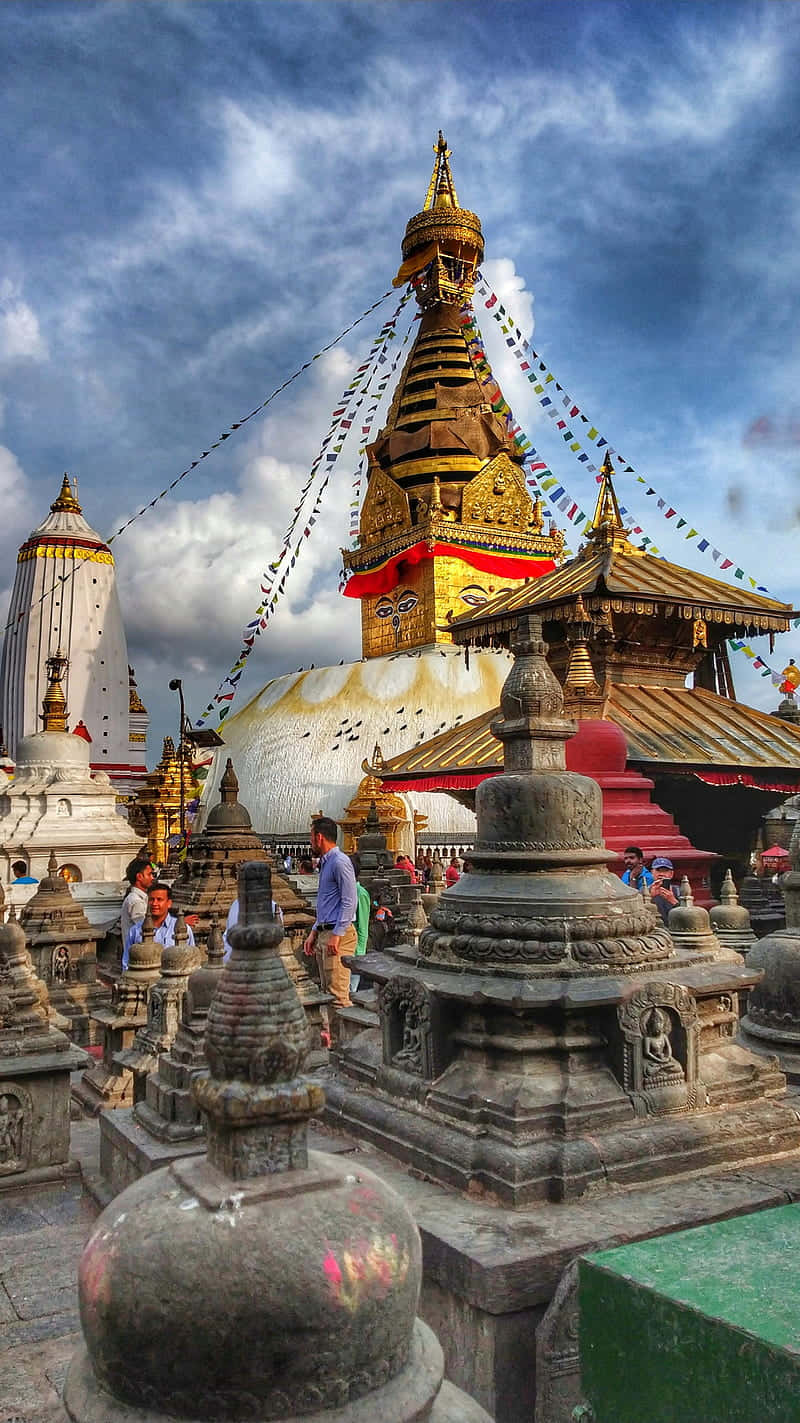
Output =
[
  {"x1": 423, "y1": 131, "x2": 458, "y2": 211},
  {"x1": 41, "y1": 650, "x2": 69, "y2": 732},
  {"x1": 51, "y1": 472, "x2": 82, "y2": 515},
  {"x1": 395, "y1": 134, "x2": 483, "y2": 302}
]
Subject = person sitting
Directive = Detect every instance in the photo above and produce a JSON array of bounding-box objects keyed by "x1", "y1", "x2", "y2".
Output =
[
  {"x1": 123, "y1": 882, "x2": 195, "y2": 969},
  {"x1": 620, "y1": 845, "x2": 653, "y2": 892},
  {"x1": 649, "y1": 857, "x2": 679, "y2": 924},
  {"x1": 395, "y1": 853, "x2": 418, "y2": 884},
  {"x1": 445, "y1": 855, "x2": 461, "y2": 887}
]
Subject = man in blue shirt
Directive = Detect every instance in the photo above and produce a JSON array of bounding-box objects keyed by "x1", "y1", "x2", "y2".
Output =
[
  {"x1": 620, "y1": 845, "x2": 654, "y2": 893},
  {"x1": 303, "y1": 816, "x2": 357, "y2": 1043},
  {"x1": 123, "y1": 882, "x2": 195, "y2": 969}
]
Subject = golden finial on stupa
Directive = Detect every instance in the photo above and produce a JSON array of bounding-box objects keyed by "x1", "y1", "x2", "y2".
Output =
[
  {"x1": 50, "y1": 472, "x2": 82, "y2": 515},
  {"x1": 423, "y1": 131, "x2": 459, "y2": 211},
  {"x1": 393, "y1": 133, "x2": 483, "y2": 302},
  {"x1": 565, "y1": 598, "x2": 601, "y2": 698},
  {"x1": 587, "y1": 453, "x2": 641, "y2": 553},
  {"x1": 41, "y1": 649, "x2": 69, "y2": 732}
]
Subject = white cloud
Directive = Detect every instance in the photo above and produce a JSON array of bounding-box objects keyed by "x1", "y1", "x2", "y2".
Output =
[
  {"x1": 116, "y1": 345, "x2": 367, "y2": 709},
  {"x1": 0, "y1": 281, "x2": 47, "y2": 363}
]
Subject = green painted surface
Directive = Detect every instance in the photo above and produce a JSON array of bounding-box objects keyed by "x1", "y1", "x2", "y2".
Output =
[{"x1": 580, "y1": 1203, "x2": 800, "y2": 1423}]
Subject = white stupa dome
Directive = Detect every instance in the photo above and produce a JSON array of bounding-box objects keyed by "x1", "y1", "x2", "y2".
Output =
[{"x1": 201, "y1": 645, "x2": 513, "y2": 841}]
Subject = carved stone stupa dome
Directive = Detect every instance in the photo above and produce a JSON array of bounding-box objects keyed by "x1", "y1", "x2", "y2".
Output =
[{"x1": 66, "y1": 862, "x2": 489, "y2": 1423}]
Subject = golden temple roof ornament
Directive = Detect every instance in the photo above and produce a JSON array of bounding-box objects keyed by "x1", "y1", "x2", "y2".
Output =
[
  {"x1": 41, "y1": 649, "x2": 69, "y2": 732},
  {"x1": 50, "y1": 472, "x2": 82, "y2": 516},
  {"x1": 393, "y1": 132, "x2": 483, "y2": 304},
  {"x1": 587, "y1": 452, "x2": 643, "y2": 554},
  {"x1": 423, "y1": 131, "x2": 459, "y2": 211}
]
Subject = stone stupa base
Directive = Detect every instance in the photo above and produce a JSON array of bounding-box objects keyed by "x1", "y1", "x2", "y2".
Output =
[
  {"x1": 98, "y1": 1105, "x2": 205, "y2": 1200},
  {"x1": 739, "y1": 1016, "x2": 800, "y2": 1084},
  {"x1": 310, "y1": 1120, "x2": 800, "y2": 1423},
  {"x1": 326, "y1": 945, "x2": 795, "y2": 1208},
  {"x1": 64, "y1": 1317, "x2": 491, "y2": 1423}
]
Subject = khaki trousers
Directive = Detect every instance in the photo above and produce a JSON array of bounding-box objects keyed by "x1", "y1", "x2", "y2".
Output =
[{"x1": 315, "y1": 925, "x2": 356, "y2": 1011}]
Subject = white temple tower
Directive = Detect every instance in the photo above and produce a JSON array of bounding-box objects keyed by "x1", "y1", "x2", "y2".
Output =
[{"x1": 0, "y1": 475, "x2": 148, "y2": 794}]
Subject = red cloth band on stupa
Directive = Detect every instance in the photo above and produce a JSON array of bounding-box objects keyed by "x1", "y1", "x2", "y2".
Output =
[{"x1": 343, "y1": 541, "x2": 555, "y2": 598}]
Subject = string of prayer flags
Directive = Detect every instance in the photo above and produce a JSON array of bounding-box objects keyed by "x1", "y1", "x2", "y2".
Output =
[
  {"x1": 475, "y1": 274, "x2": 770, "y2": 596},
  {"x1": 196, "y1": 289, "x2": 415, "y2": 727},
  {"x1": 2, "y1": 285, "x2": 401, "y2": 654},
  {"x1": 348, "y1": 317, "x2": 415, "y2": 543}
]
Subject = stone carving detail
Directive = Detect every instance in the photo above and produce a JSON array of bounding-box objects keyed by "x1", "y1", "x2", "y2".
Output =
[
  {"x1": 360, "y1": 467, "x2": 411, "y2": 541},
  {"x1": 617, "y1": 983, "x2": 699, "y2": 1115},
  {"x1": 421, "y1": 905, "x2": 673, "y2": 970},
  {"x1": 642, "y1": 1008, "x2": 683, "y2": 1083},
  {"x1": 52, "y1": 944, "x2": 70, "y2": 984},
  {"x1": 0, "y1": 1083, "x2": 32, "y2": 1175},
  {"x1": 535, "y1": 1261, "x2": 587, "y2": 1423},
  {"x1": 380, "y1": 977, "x2": 442, "y2": 1078}
]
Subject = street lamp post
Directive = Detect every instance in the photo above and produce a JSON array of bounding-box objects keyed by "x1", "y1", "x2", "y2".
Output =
[{"x1": 169, "y1": 678, "x2": 187, "y2": 856}]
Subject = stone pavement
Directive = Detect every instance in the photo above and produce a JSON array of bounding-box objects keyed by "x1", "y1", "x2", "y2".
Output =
[{"x1": 0, "y1": 1123, "x2": 98, "y2": 1423}]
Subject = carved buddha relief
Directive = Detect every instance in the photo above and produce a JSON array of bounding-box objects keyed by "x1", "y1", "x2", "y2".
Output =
[
  {"x1": 52, "y1": 944, "x2": 71, "y2": 985},
  {"x1": 617, "y1": 984, "x2": 699, "y2": 1115},
  {"x1": 0, "y1": 1084, "x2": 32, "y2": 1175},
  {"x1": 380, "y1": 977, "x2": 442, "y2": 1079}
]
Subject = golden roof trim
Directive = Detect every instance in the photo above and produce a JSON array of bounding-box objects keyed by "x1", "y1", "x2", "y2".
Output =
[
  {"x1": 18, "y1": 544, "x2": 114, "y2": 566},
  {"x1": 376, "y1": 683, "x2": 800, "y2": 780},
  {"x1": 448, "y1": 546, "x2": 794, "y2": 634}
]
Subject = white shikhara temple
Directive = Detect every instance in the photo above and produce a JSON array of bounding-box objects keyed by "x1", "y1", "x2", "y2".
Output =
[{"x1": 0, "y1": 475, "x2": 148, "y2": 795}]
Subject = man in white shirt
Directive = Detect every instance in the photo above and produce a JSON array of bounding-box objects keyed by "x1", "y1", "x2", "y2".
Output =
[
  {"x1": 123, "y1": 882, "x2": 195, "y2": 969},
  {"x1": 223, "y1": 896, "x2": 283, "y2": 961},
  {"x1": 120, "y1": 855, "x2": 155, "y2": 949}
]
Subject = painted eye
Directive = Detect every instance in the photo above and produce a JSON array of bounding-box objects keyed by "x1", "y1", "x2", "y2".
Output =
[
  {"x1": 460, "y1": 585, "x2": 488, "y2": 607},
  {"x1": 396, "y1": 590, "x2": 418, "y2": 615},
  {"x1": 375, "y1": 599, "x2": 394, "y2": 618}
]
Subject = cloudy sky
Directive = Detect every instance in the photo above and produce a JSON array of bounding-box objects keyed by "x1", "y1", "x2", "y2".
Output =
[{"x1": 3, "y1": 0, "x2": 800, "y2": 748}]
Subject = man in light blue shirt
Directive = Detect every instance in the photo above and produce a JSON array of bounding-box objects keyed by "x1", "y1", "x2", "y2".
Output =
[
  {"x1": 302, "y1": 816, "x2": 357, "y2": 1043},
  {"x1": 123, "y1": 883, "x2": 195, "y2": 969}
]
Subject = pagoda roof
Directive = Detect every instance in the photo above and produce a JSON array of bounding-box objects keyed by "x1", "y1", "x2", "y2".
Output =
[
  {"x1": 448, "y1": 542, "x2": 794, "y2": 639},
  {"x1": 375, "y1": 684, "x2": 800, "y2": 792}
]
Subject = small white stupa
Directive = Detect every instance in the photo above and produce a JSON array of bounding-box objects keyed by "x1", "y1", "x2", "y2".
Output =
[
  {"x1": 0, "y1": 650, "x2": 143, "y2": 888},
  {"x1": 0, "y1": 474, "x2": 148, "y2": 795}
]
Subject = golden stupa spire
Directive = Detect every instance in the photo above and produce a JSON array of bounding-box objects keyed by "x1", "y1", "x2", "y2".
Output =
[
  {"x1": 41, "y1": 649, "x2": 69, "y2": 732},
  {"x1": 423, "y1": 131, "x2": 459, "y2": 211},
  {"x1": 587, "y1": 452, "x2": 642, "y2": 553},
  {"x1": 50, "y1": 472, "x2": 82, "y2": 516},
  {"x1": 393, "y1": 132, "x2": 483, "y2": 299}
]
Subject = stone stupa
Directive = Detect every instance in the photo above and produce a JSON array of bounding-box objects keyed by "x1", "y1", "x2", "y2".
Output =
[
  {"x1": 326, "y1": 613, "x2": 799, "y2": 1207},
  {"x1": 20, "y1": 849, "x2": 106, "y2": 1045},
  {"x1": 0, "y1": 907, "x2": 86, "y2": 1187},
  {"x1": 740, "y1": 817, "x2": 800, "y2": 1080},
  {"x1": 64, "y1": 861, "x2": 491, "y2": 1423}
]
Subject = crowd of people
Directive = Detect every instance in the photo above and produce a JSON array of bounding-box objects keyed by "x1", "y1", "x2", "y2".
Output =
[{"x1": 120, "y1": 829, "x2": 465, "y2": 1051}]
